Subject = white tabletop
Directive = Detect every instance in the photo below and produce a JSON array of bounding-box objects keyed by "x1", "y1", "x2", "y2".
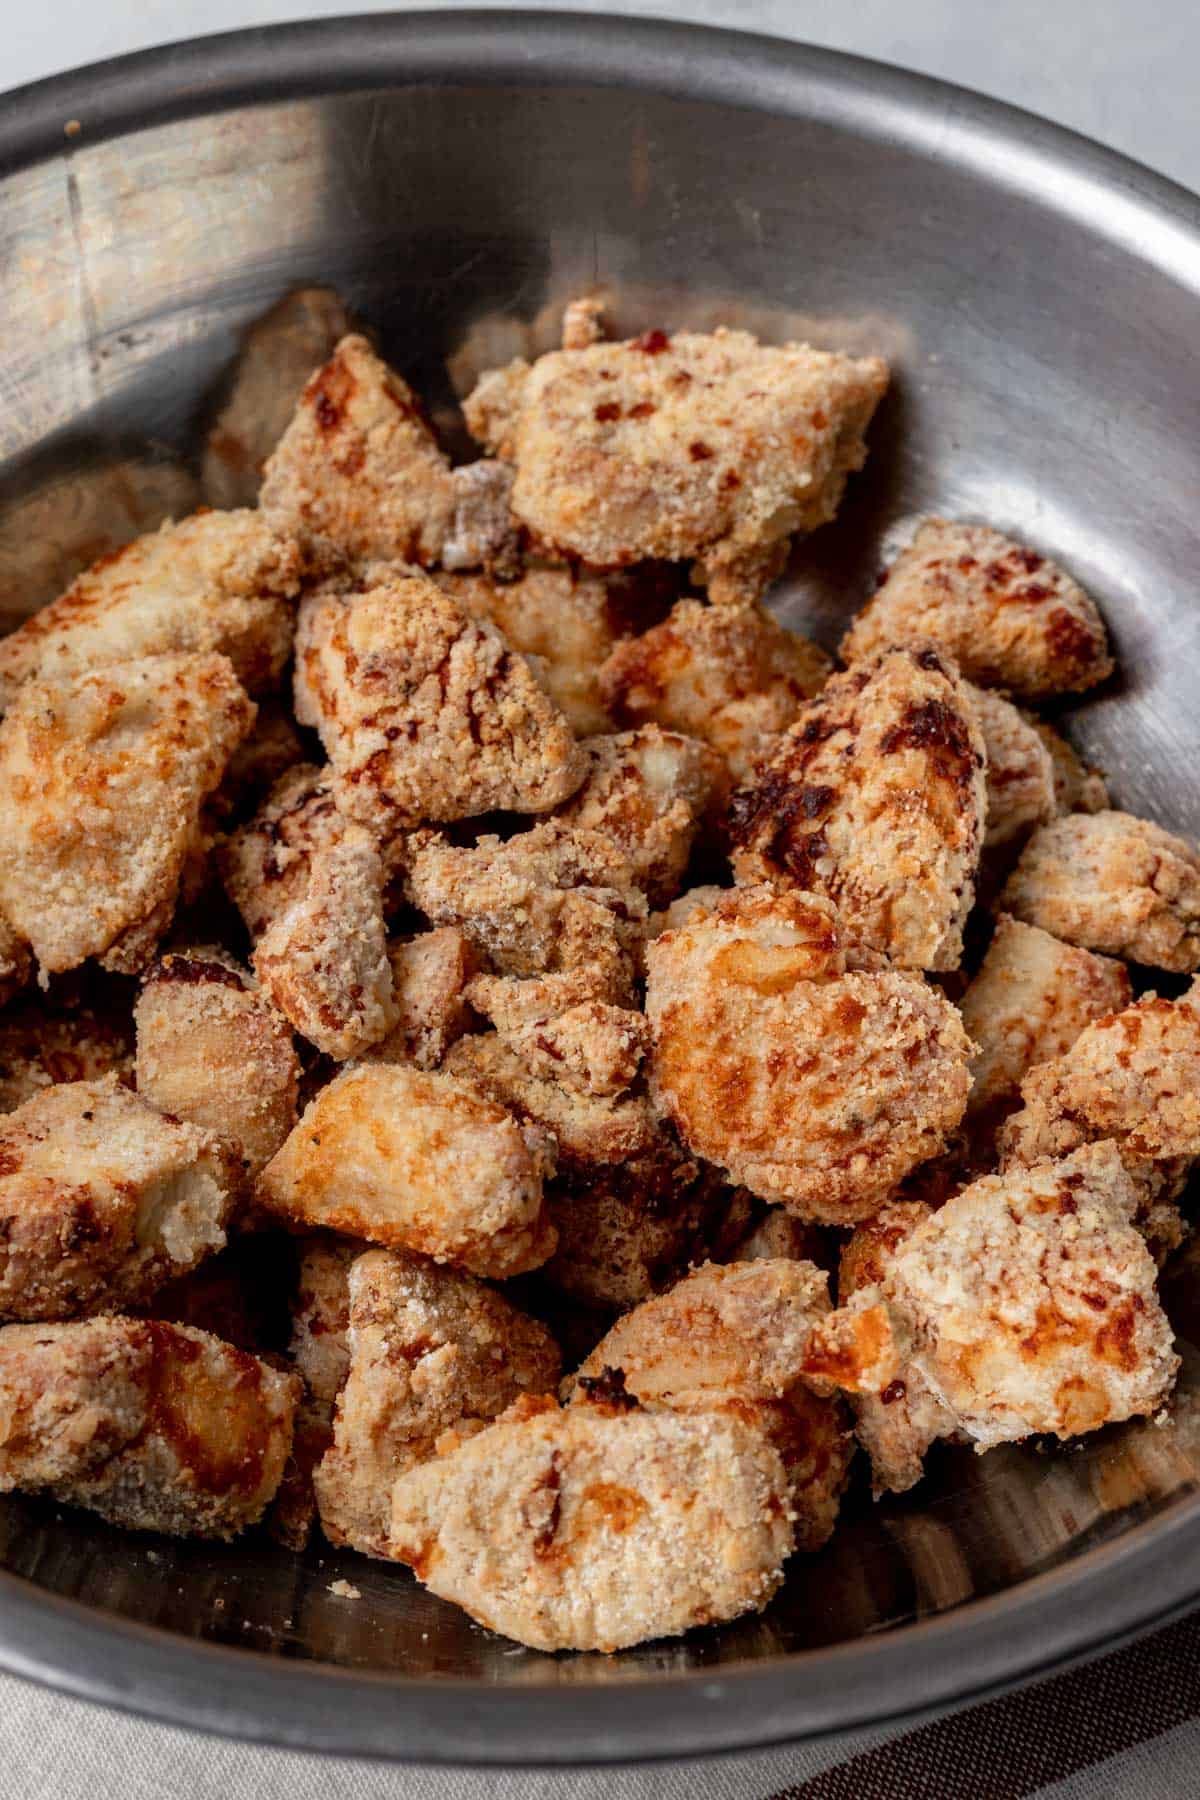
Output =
[{"x1": 4, "y1": 4, "x2": 1199, "y2": 1796}]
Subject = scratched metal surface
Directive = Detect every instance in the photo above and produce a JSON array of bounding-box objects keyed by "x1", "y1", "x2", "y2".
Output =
[{"x1": 1, "y1": 16, "x2": 1200, "y2": 1761}]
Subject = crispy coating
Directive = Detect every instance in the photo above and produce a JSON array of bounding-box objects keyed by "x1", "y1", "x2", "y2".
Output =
[
  {"x1": 367, "y1": 928, "x2": 480, "y2": 1070},
  {"x1": 840, "y1": 519, "x2": 1113, "y2": 698},
  {"x1": 293, "y1": 570, "x2": 586, "y2": 832},
  {"x1": 257, "y1": 1063, "x2": 556, "y2": 1278},
  {"x1": 729, "y1": 646, "x2": 987, "y2": 971},
  {"x1": 465, "y1": 327, "x2": 888, "y2": 604},
  {"x1": 560, "y1": 296, "x2": 606, "y2": 351},
  {"x1": 960, "y1": 916, "x2": 1132, "y2": 1137},
  {"x1": 645, "y1": 885, "x2": 972, "y2": 1223},
  {"x1": 554, "y1": 726, "x2": 723, "y2": 908},
  {"x1": 999, "y1": 984, "x2": 1200, "y2": 1252},
  {"x1": 0, "y1": 1000, "x2": 134, "y2": 1115},
  {"x1": 0, "y1": 653, "x2": 255, "y2": 976},
  {"x1": 135, "y1": 952, "x2": 300, "y2": 1177},
  {"x1": 806, "y1": 1143, "x2": 1179, "y2": 1493},
  {"x1": 0, "y1": 913, "x2": 31, "y2": 1011},
  {"x1": 999, "y1": 811, "x2": 1200, "y2": 972},
  {"x1": 600, "y1": 598, "x2": 831, "y2": 782},
  {"x1": 253, "y1": 828, "x2": 397, "y2": 1060},
  {"x1": 1027, "y1": 714, "x2": 1109, "y2": 814},
  {"x1": 0, "y1": 1074, "x2": 237, "y2": 1322},
  {"x1": 388, "y1": 1399, "x2": 793, "y2": 1651},
  {"x1": 315, "y1": 1249, "x2": 560, "y2": 1555},
  {"x1": 483, "y1": 1000, "x2": 650, "y2": 1098},
  {"x1": 969, "y1": 686, "x2": 1057, "y2": 849},
  {"x1": 260, "y1": 334, "x2": 517, "y2": 572},
  {"x1": 568, "y1": 1258, "x2": 851, "y2": 1550},
  {"x1": 0, "y1": 1316, "x2": 298, "y2": 1538},
  {"x1": 0, "y1": 510, "x2": 300, "y2": 712}
]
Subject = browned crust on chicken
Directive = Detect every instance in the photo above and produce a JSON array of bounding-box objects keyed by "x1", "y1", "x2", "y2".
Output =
[
  {"x1": 969, "y1": 685, "x2": 1057, "y2": 849},
  {"x1": 0, "y1": 1001, "x2": 133, "y2": 1115}
]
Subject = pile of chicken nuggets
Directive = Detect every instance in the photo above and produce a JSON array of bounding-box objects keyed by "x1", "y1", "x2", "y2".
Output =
[{"x1": 0, "y1": 298, "x2": 1196, "y2": 1655}]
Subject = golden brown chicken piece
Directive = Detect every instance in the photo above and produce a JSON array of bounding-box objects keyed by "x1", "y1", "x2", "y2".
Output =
[
  {"x1": 464, "y1": 327, "x2": 888, "y2": 605},
  {"x1": 568, "y1": 1258, "x2": 852, "y2": 1549},
  {"x1": 134, "y1": 951, "x2": 300, "y2": 1177},
  {"x1": 998, "y1": 983, "x2": 1200, "y2": 1259},
  {"x1": 804, "y1": 1143, "x2": 1179, "y2": 1494},
  {"x1": 840, "y1": 519, "x2": 1113, "y2": 698},
  {"x1": 969, "y1": 685, "x2": 1057, "y2": 850},
  {"x1": 0, "y1": 510, "x2": 301, "y2": 712},
  {"x1": 645, "y1": 885, "x2": 972, "y2": 1223},
  {"x1": 259, "y1": 334, "x2": 517, "y2": 572},
  {"x1": 600, "y1": 598, "x2": 831, "y2": 782},
  {"x1": 366, "y1": 928, "x2": 480, "y2": 1070},
  {"x1": 293, "y1": 569, "x2": 586, "y2": 833},
  {"x1": 0, "y1": 1074, "x2": 238, "y2": 1322},
  {"x1": 1027, "y1": 714, "x2": 1109, "y2": 814},
  {"x1": 314, "y1": 1249, "x2": 560, "y2": 1556},
  {"x1": 256, "y1": 1063, "x2": 556, "y2": 1278},
  {"x1": 0, "y1": 998, "x2": 134, "y2": 1115},
  {"x1": 388, "y1": 1395, "x2": 793, "y2": 1651},
  {"x1": 0, "y1": 913, "x2": 31, "y2": 1012},
  {"x1": 998, "y1": 811, "x2": 1200, "y2": 972},
  {"x1": 729, "y1": 646, "x2": 987, "y2": 971},
  {"x1": 960, "y1": 916, "x2": 1132, "y2": 1141},
  {"x1": 0, "y1": 653, "x2": 255, "y2": 977},
  {"x1": 0, "y1": 1316, "x2": 298, "y2": 1538},
  {"x1": 253, "y1": 828, "x2": 397, "y2": 1060}
]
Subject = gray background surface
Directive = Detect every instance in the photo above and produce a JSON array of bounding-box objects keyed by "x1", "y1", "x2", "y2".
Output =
[{"x1": 3, "y1": 3, "x2": 1198, "y2": 1795}]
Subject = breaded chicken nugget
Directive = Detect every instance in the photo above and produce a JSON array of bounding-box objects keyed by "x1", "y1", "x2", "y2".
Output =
[
  {"x1": 0, "y1": 1316, "x2": 298, "y2": 1537},
  {"x1": 269, "y1": 1236, "x2": 356, "y2": 1549},
  {"x1": 135, "y1": 951, "x2": 300, "y2": 1177},
  {"x1": 960, "y1": 916, "x2": 1131, "y2": 1137},
  {"x1": 444, "y1": 1030, "x2": 657, "y2": 1169},
  {"x1": 0, "y1": 510, "x2": 301, "y2": 712},
  {"x1": 257, "y1": 1063, "x2": 555, "y2": 1278},
  {"x1": 645, "y1": 886, "x2": 972, "y2": 1222},
  {"x1": 0, "y1": 999, "x2": 134, "y2": 1115},
  {"x1": 840, "y1": 519, "x2": 1113, "y2": 698},
  {"x1": 293, "y1": 570, "x2": 585, "y2": 832},
  {"x1": 969, "y1": 686, "x2": 1057, "y2": 849},
  {"x1": 0, "y1": 653, "x2": 255, "y2": 976},
  {"x1": 315, "y1": 1249, "x2": 560, "y2": 1555},
  {"x1": 729, "y1": 647, "x2": 986, "y2": 970},
  {"x1": 260, "y1": 334, "x2": 517, "y2": 572},
  {"x1": 389, "y1": 1398, "x2": 793, "y2": 1651},
  {"x1": 366, "y1": 928, "x2": 480, "y2": 1070},
  {"x1": 0, "y1": 913, "x2": 31, "y2": 1012},
  {"x1": 805, "y1": 1143, "x2": 1179, "y2": 1493},
  {"x1": 464, "y1": 327, "x2": 888, "y2": 605},
  {"x1": 600, "y1": 598, "x2": 831, "y2": 782},
  {"x1": 1027, "y1": 713, "x2": 1109, "y2": 814},
  {"x1": 567, "y1": 1258, "x2": 851, "y2": 1549},
  {"x1": 253, "y1": 828, "x2": 397, "y2": 1060},
  {"x1": 0, "y1": 1074, "x2": 237, "y2": 1322},
  {"x1": 999, "y1": 811, "x2": 1200, "y2": 972},
  {"x1": 479, "y1": 999, "x2": 650, "y2": 1098}
]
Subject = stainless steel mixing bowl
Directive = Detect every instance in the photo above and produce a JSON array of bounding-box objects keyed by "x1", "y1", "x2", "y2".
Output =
[{"x1": 2, "y1": 9, "x2": 1200, "y2": 1765}]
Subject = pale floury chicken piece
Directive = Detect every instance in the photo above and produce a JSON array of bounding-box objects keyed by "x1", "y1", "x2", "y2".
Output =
[
  {"x1": 554, "y1": 726, "x2": 723, "y2": 907},
  {"x1": 471, "y1": 994, "x2": 650, "y2": 1098},
  {"x1": 0, "y1": 913, "x2": 31, "y2": 1011},
  {"x1": 366, "y1": 928, "x2": 480, "y2": 1070},
  {"x1": 999, "y1": 811, "x2": 1200, "y2": 972},
  {"x1": 1026, "y1": 713, "x2": 1109, "y2": 814},
  {"x1": 464, "y1": 326, "x2": 889, "y2": 605},
  {"x1": 315, "y1": 1249, "x2": 560, "y2": 1556},
  {"x1": 0, "y1": 653, "x2": 255, "y2": 976},
  {"x1": 600, "y1": 599, "x2": 832, "y2": 783},
  {"x1": 134, "y1": 951, "x2": 300, "y2": 1177},
  {"x1": 803, "y1": 1143, "x2": 1179, "y2": 1494},
  {"x1": 0, "y1": 1074, "x2": 238, "y2": 1322},
  {"x1": 645, "y1": 885, "x2": 972, "y2": 1223},
  {"x1": 259, "y1": 334, "x2": 517, "y2": 571},
  {"x1": 256, "y1": 1063, "x2": 556, "y2": 1278},
  {"x1": 0, "y1": 1000, "x2": 134, "y2": 1114},
  {"x1": 960, "y1": 916, "x2": 1132, "y2": 1138},
  {"x1": 840, "y1": 519, "x2": 1113, "y2": 698},
  {"x1": 253, "y1": 828, "x2": 398, "y2": 1060},
  {"x1": 0, "y1": 510, "x2": 302, "y2": 712},
  {"x1": 998, "y1": 983, "x2": 1200, "y2": 1259},
  {"x1": 202, "y1": 286, "x2": 354, "y2": 507},
  {"x1": 567, "y1": 1258, "x2": 853, "y2": 1550},
  {"x1": 388, "y1": 1394, "x2": 794, "y2": 1652},
  {"x1": 729, "y1": 646, "x2": 987, "y2": 971},
  {"x1": 0, "y1": 1316, "x2": 298, "y2": 1538},
  {"x1": 968, "y1": 685, "x2": 1057, "y2": 849},
  {"x1": 293, "y1": 569, "x2": 586, "y2": 833}
]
